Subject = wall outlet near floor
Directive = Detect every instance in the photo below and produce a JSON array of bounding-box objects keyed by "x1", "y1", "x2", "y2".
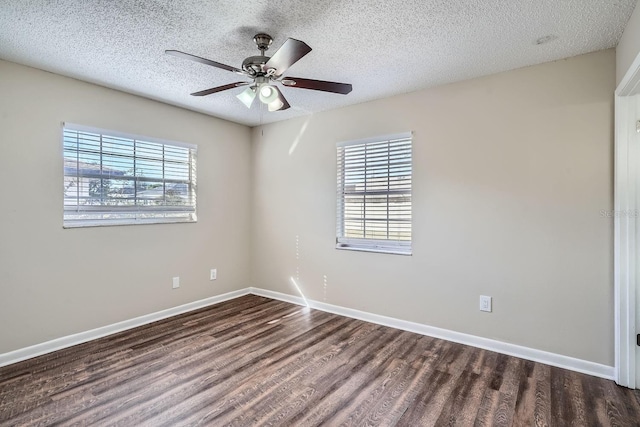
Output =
[
  {"x1": 480, "y1": 295, "x2": 492, "y2": 312},
  {"x1": 210, "y1": 269, "x2": 217, "y2": 281},
  {"x1": 172, "y1": 277, "x2": 180, "y2": 289}
]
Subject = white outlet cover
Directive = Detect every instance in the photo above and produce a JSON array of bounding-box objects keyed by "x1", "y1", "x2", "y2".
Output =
[
  {"x1": 480, "y1": 295, "x2": 492, "y2": 312},
  {"x1": 210, "y1": 269, "x2": 217, "y2": 280},
  {"x1": 172, "y1": 277, "x2": 180, "y2": 289}
]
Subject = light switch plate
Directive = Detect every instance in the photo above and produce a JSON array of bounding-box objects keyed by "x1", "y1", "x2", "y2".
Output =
[{"x1": 480, "y1": 295, "x2": 492, "y2": 312}]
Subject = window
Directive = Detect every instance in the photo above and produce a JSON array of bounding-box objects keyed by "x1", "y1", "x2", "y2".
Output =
[
  {"x1": 336, "y1": 132, "x2": 412, "y2": 255},
  {"x1": 63, "y1": 123, "x2": 197, "y2": 228}
]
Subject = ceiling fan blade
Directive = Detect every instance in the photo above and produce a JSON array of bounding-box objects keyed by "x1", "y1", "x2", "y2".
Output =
[
  {"x1": 191, "y1": 82, "x2": 249, "y2": 97},
  {"x1": 166, "y1": 50, "x2": 244, "y2": 74},
  {"x1": 281, "y1": 77, "x2": 352, "y2": 94},
  {"x1": 268, "y1": 86, "x2": 291, "y2": 112},
  {"x1": 264, "y1": 38, "x2": 312, "y2": 77}
]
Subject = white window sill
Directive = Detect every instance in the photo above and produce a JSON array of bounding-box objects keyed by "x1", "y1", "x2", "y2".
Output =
[
  {"x1": 335, "y1": 244, "x2": 412, "y2": 256},
  {"x1": 63, "y1": 218, "x2": 197, "y2": 228}
]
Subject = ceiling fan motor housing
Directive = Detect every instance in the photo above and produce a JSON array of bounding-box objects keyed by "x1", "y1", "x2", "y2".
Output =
[
  {"x1": 242, "y1": 55, "x2": 270, "y2": 76},
  {"x1": 243, "y1": 34, "x2": 275, "y2": 76}
]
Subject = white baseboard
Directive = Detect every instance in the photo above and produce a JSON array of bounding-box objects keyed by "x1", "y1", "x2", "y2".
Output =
[
  {"x1": 0, "y1": 288, "x2": 250, "y2": 368},
  {"x1": 1, "y1": 286, "x2": 615, "y2": 382},
  {"x1": 249, "y1": 287, "x2": 615, "y2": 381}
]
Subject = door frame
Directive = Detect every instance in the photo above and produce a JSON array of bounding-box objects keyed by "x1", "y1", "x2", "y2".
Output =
[{"x1": 615, "y1": 51, "x2": 640, "y2": 388}]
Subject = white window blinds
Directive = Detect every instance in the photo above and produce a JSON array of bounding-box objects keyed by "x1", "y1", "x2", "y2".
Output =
[
  {"x1": 63, "y1": 123, "x2": 197, "y2": 228},
  {"x1": 336, "y1": 132, "x2": 412, "y2": 255}
]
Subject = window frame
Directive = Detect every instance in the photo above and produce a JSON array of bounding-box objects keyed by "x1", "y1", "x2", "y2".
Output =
[
  {"x1": 336, "y1": 132, "x2": 413, "y2": 255},
  {"x1": 62, "y1": 123, "x2": 197, "y2": 228}
]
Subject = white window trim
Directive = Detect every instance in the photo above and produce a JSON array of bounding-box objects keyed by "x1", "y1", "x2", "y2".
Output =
[
  {"x1": 336, "y1": 131, "x2": 413, "y2": 256},
  {"x1": 62, "y1": 122, "x2": 197, "y2": 228}
]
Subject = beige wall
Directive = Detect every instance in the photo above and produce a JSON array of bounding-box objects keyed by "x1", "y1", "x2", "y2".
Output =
[
  {"x1": 251, "y1": 50, "x2": 615, "y2": 366},
  {"x1": 0, "y1": 60, "x2": 252, "y2": 354},
  {"x1": 0, "y1": 49, "x2": 617, "y2": 366},
  {"x1": 617, "y1": 0, "x2": 640, "y2": 85}
]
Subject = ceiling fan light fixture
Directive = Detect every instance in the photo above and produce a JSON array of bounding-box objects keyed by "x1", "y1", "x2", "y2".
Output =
[
  {"x1": 236, "y1": 86, "x2": 257, "y2": 108},
  {"x1": 259, "y1": 84, "x2": 279, "y2": 104},
  {"x1": 267, "y1": 98, "x2": 285, "y2": 112}
]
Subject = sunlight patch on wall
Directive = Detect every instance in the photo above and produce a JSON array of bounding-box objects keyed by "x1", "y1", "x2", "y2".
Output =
[{"x1": 288, "y1": 117, "x2": 311, "y2": 156}]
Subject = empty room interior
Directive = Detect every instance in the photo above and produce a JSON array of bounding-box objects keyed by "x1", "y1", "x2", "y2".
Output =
[{"x1": 2, "y1": 0, "x2": 640, "y2": 425}]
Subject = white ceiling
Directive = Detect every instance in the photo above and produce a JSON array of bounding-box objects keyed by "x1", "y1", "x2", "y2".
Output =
[{"x1": 0, "y1": 0, "x2": 636, "y2": 127}]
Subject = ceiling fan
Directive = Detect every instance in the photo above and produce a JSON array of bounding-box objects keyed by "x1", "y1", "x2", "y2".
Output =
[{"x1": 166, "y1": 33, "x2": 352, "y2": 112}]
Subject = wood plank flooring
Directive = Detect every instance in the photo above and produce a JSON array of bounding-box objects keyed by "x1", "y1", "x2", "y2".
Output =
[{"x1": 1, "y1": 295, "x2": 639, "y2": 426}]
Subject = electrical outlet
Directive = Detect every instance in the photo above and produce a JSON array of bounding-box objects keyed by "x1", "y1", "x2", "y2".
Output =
[
  {"x1": 210, "y1": 269, "x2": 217, "y2": 281},
  {"x1": 480, "y1": 295, "x2": 492, "y2": 312},
  {"x1": 172, "y1": 277, "x2": 180, "y2": 289}
]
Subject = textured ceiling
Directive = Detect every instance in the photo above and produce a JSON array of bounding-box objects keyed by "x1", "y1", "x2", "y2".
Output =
[{"x1": 0, "y1": 0, "x2": 636, "y2": 127}]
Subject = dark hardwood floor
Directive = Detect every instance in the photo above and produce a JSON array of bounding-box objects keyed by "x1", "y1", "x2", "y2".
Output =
[{"x1": 1, "y1": 295, "x2": 639, "y2": 426}]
